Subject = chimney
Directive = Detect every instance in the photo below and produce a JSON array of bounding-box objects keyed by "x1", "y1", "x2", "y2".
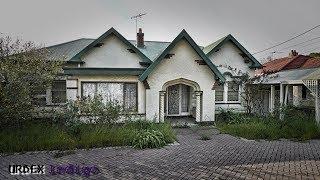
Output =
[
  {"x1": 137, "y1": 28, "x2": 144, "y2": 47},
  {"x1": 289, "y1": 50, "x2": 298, "y2": 57}
]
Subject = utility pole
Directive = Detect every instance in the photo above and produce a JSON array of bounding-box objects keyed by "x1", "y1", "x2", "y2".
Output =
[{"x1": 131, "y1": 13, "x2": 147, "y2": 34}]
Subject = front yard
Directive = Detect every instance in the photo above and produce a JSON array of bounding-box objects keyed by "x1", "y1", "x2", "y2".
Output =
[
  {"x1": 0, "y1": 120, "x2": 176, "y2": 154},
  {"x1": 216, "y1": 106, "x2": 320, "y2": 141}
]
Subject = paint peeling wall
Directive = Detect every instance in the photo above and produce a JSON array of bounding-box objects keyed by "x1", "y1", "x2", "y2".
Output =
[
  {"x1": 81, "y1": 34, "x2": 144, "y2": 68},
  {"x1": 146, "y1": 39, "x2": 216, "y2": 122}
]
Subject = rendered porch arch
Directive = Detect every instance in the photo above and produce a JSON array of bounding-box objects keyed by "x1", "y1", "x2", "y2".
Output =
[
  {"x1": 159, "y1": 78, "x2": 202, "y2": 122},
  {"x1": 162, "y1": 78, "x2": 201, "y2": 91}
]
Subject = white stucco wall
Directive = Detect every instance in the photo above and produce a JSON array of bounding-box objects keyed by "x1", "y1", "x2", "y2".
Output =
[
  {"x1": 66, "y1": 75, "x2": 145, "y2": 114},
  {"x1": 81, "y1": 34, "x2": 144, "y2": 68},
  {"x1": 208, "y1": 41, "x2": 256, "y2": 113},
  {"x1": 208, "y1": 42, "x2": 255, "y2": 77},
  {"x1": 146, "y1": 39, "x2": 216, "y2": 122}
]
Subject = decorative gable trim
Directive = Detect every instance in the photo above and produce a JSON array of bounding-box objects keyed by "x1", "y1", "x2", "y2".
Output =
[
  {"x1": 69, "y1": 27, "x2": 152, "y2": 65},
  {"x1": 139, "y1": 29, "x2": 225, "y2": 83},
  {"x1": 204, "y1": 34, "x2": 262, "y2": 69}
]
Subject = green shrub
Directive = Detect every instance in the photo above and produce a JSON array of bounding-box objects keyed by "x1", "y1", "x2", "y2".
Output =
[
  {"x1": 0, "y1": 123, "x2": 75, "y2": 153},
  {"x1": 217, "y1": 107, "x2": 320, "y2": 141},
  {"x1": 199, "y1": 133, "x2": 211, "y2": 141},
  {"x1": 132, "y1": 130, "x2": 167, "y2": 149}
]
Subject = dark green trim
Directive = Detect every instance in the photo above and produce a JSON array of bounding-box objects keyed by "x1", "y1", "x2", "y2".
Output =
[
  {"x1": 139, "y1": 29, "x2": 226, "y2": 83},
  {"x1": 205, "y1": 34, "x2": 262, "y2": 69},
  {"x1": 63, "y1": 67, "x2": 146, "y2": 75},
  {"x1": 69, "y1": 27, "x2": 152, "y2": 64}
]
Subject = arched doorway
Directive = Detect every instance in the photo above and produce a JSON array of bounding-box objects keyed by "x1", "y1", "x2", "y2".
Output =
[{"x1": 159, "y1": 78, "x2": 202, "y2": 122}]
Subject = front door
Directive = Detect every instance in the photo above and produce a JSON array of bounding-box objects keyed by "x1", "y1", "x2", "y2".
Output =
[{"x1": 167, "y1": 84, "x2": 190, "y2": 116}]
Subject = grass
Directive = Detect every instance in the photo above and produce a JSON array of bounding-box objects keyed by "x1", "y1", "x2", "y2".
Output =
[
  {"x1": 216, "y1": 108, "x2": 320, "y2": 141},
  {"x1": 0, "y1": 120, "x2": 176, "y2": 154}
]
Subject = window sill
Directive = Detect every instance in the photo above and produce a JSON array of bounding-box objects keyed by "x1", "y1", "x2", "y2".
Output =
[{"x1": 215, "y1": 102, "x2": 241, "y2": 105}]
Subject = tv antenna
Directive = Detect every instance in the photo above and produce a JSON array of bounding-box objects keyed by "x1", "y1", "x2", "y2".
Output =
[{"x1": 131, "y1": 13, "x2": 147, "y2": 34}]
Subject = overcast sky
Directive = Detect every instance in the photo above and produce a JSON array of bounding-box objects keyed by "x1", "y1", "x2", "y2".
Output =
[{"x1": 1, "y1": 0, "x2": 320, "y2": 62}]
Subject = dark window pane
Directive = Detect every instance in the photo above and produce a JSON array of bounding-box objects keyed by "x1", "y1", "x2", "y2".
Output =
[
  {"x1": 302, "y1": 85, "x2": 307, "y2": 99},
  {"x1": 228, "y1": 82, "x2": 239, "y2": 101},
  {"x1": 215, "y1": 84, "x2": 224, "y2": 101},
  {"x1": 124, "y1": 83, "x2": 137, "y2": 111},
  {"x1": 52, "y1": 80, "x2": 66, "y2": 103}
]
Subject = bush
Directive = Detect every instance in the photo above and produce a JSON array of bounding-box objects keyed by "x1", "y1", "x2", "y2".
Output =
[
  {"x1": 0, "y1": 123, "x2": 76, "y2": 153},
  {"x1": 51, "y1": 95, "x2": 123, "y2": 126},
  {"x1": 199, "y1": 133, "x2": 211, "y2": 141},
  {"x1": 0, "y1": 120, "x2": 176, "y2": 153},
  {"x1": 132, "y1": 130, "x2": 167, "y2": 149},
  {"x1": 216, "y1": 106, "x2": 320, "y2": 141}
]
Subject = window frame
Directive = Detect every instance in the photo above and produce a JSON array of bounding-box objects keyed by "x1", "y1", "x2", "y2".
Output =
[
  {"x1": 51, "y1": 80, "x2": 67, "y2": 105},
  {"x1": 227, "y1": 81, "x2": 241, "y2": 102},
  {"x1": 81, "y1": 81, "x2": 138, "y2": 112},
  {"x1": 214, "y1": 83, "x2": 224, "y2": 102}
]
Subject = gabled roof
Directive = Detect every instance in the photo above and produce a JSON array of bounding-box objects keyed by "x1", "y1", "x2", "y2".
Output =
[
  {"x1": 128, "y1": 40, "x2": 171, "y2": 61},
  {"x1": 46, "y1": 38, "x2": 94, "y2": 61},
  {"x1": 259, "y1": 55, "x2": 320, "y2": 75},
  {"x1": 203, "y1": 34, "x2": 262, "y2": 69},
  {"x1": 139, "y1": 29, "x2": 225, "y2": 83},
  {"x1": 70, "y1": 27, "x2": 152, "y2": 64}
]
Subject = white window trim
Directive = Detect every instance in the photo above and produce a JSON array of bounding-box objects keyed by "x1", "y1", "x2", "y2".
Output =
[{"x1": 215, "y1": 81, "x2": 241, "y2": 104}]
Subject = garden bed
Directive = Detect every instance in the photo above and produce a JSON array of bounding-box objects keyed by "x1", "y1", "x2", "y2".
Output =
[
  {"x1": 216, "y1": 107, "x2": 320, "y2": 141},
  {"x1": 0, "y1": 120, "x2": 176, "y2": 154}
]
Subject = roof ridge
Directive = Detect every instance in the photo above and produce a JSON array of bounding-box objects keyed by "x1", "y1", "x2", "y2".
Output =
[
  {"x1": 128, "y1": 40, "x2": 172, "y2": 43},
  {"x1": 46, "y1": 38, "x2": 95, "y2": 48}
]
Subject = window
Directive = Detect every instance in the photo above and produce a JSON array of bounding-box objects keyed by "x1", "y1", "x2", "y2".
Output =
[
  {"x1": 214, "y1": 84, "x2": 224, "y2": 101},
  {"x1": 82, "y1": 82, "x2": 137, "y2": 112},
  {"x1": 51, "y1": 80, "x2": 66, "y2": 104},
  {"x1": 227, "y1": 82, "x2": 239, "y2": 101}
]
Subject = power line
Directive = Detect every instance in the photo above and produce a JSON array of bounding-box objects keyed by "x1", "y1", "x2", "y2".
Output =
[
  {"x1": 252, "y1": 24, "x2": 320, "y2": 55},
  {"x1": 278, "y1": 36, "x2": 320, "y2": 51}
]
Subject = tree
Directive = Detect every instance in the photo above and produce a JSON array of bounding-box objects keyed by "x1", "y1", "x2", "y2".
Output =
[
  {"x1": 309, "y1": 52, "x2": 320, "y2": 58},
  {"x1": 0, "y1": 36, "x2": 62, "y2": 127}
]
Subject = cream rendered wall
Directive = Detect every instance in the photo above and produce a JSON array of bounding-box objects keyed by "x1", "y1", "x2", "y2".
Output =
[
  {"x1": 208, "y1": 42, "x2": 255, "y2": 77},
  {"x1": 67, "y1": 75, "x2": 145, "y2": 114},
  {"x1": 81, "y1": 34, "x2": 144, "y2": 68},
  {"x1": 146, "y1": 39, "x2": 216, "y2": 122},
  {"x1": 208, "y1": 42, "x2": 255, "y2": 112}
]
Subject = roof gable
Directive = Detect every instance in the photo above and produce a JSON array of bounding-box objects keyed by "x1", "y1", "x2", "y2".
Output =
[
  {"x1": 70, "y1": 27, "x2": 152, "y2": 64},
  {"x1": 204, "y1": 34, "x2": 262, "y2": 69},
  {"x1": 139, "y1": 29, "x2": 225, "y2": 82}
]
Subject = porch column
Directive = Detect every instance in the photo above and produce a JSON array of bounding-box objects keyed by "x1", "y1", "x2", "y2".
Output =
[
  {"x1": 280, "y1": 83, "x2": 284, "y2": 106},
  {"x1": 269, "y1": 85, "x2": 275, "y2": 113},
  {"x1": 284, "y1": 85, "x2": 289, "y2": 106},
  {"x1": 279, "y1": 83, "x2": 285, "y2": 120},
  {"x1": 195, "y1": 91, "x2": 202, "y2": 122},
  {"x1": 292, "y1": 86, "x2": 302, "y2": 106},
  {"x1": 159, "y1": 91, "x2": 166, "y2": 123},
  {"x1": 315, "y1": 81, "x2": 320, "y2": 124}
]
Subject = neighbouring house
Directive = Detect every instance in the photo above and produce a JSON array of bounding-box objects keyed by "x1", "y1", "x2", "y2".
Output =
[
  {"x1": 254, "y1": 50, "x2": 320, "y2": 115},
  {"x1": 37, "y1": 27, "x2": 262, "y2": 122}
]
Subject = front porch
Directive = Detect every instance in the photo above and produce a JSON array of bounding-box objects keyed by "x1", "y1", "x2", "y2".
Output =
[{"x1": 159, "y1": 78, "x2": 203, "y2": 123}]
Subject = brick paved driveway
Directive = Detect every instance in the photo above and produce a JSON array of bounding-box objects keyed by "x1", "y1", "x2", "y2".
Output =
[{"x1": 1, "y1": 128, "x2": 320, "y2": 179}]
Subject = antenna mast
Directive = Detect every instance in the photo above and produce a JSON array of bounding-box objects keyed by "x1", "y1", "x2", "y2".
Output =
[{"x1": 131, "y1": 13, "x2": 147, "y2": 34}]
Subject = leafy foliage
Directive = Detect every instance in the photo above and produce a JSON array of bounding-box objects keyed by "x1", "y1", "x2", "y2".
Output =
[
  {"x1": 0, "y1": 120, "x2": 176, "y2": 153},
  {"x1": 132, "y1": 130, "x2": 167, "y2": 149},
  {"x1": 51, "y1": 95, "x2": 123, "y2": 136},
  {"x1": 199, "y1": 133, "x2": 211, "y2": 141},
  {"x1": 0, "y1": 36, "x2": 62, "y2": 128},
  {"x1": 216, "y1": 106, "x2": 320, "y2": 140}
]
